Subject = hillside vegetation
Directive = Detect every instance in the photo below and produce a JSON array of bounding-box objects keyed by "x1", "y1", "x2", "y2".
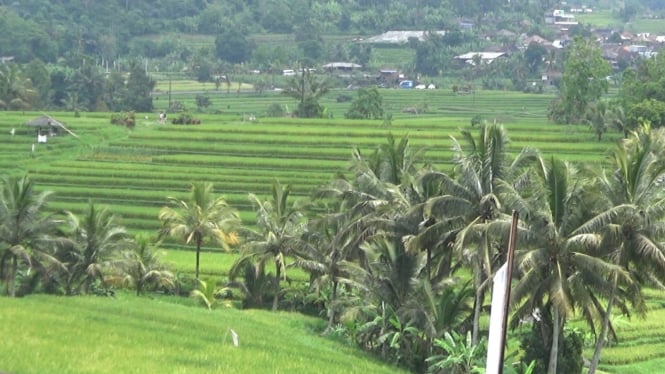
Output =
[{"x1": 3, "y1": 88, "x2": 665, "y2": 373}]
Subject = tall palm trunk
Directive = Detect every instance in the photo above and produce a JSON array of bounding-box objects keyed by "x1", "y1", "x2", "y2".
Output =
[
  {"x1": 9, "y1": 255, "x2": 17, "y2": 297},
  {"x1": 548, "y1": 308, "x2": 561, "y2": 374},
  {"x1": 326, "y1": 280, "x2": 339, "y2": 330},
  {"x1": 136, "y1": 263, "x2": 144, "y2": 296},
  {"x1": 588, "y1": 274, "x2": 618, "y2": 374},
  {"x1": 272, "y1": 259, "x2": 281, "y2": 311},
  {"x1": 195, "y1": 236, "x2": 202, "y2": 281},
  {"x1": 472, "y1": 235, "x2": 492, "y2": 345},
  {"x1": 472, "y1": 261, "x2": 483, "y2": 344}
]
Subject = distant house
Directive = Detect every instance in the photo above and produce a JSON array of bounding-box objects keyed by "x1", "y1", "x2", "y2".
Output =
[
  {"x1": 521, "y1": 34, "x2": 552, "y2": 48},
  {"x1": 545, "y1": 10, "x2": 578, "y2": 25},
  {"x1": 625, "y1": 45, "x2": 658, "y2": 58},
  {"x1": 455, "y1": 52, "x2": 507, "y2": 65},
  {"x1": 496, "y1": 29, "x2": 517, "y2": 38},
  {"x1": 377, "y1": 69, "x2": 403, "y2": 86},
  {"x1": 459, "y1": 20, "x2": 474, "y2": 31},
  {"x1": 620, "y1": 32, "x2": 634, "y2": 42},
  {"x1": 362, "y1": 30, "x2": 446, "y2": 45},
  {"x1": 322, "y1": 62, "x2": 362, "y2": 72}
]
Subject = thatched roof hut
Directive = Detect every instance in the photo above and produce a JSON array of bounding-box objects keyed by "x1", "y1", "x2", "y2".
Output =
[
  {"x1": 25, "y1": 115, "x2": 65, "y2": 130},
  {"x1": 24, "y1": 115, "x2": 78, "y2": 137}
]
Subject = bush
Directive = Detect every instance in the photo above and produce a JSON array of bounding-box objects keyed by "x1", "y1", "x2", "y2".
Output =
[
  {"x1": 171, "y1": 112, "x2": 201, "y2": 125},
  {"x1": 344, "y1": 88, "x2": 383, "y2": 120},
  {"x1": 110, "y1": 111, "x2": 136, "y2": 128},
  {"x1": 520, "y1": 323, "x2": 584, "y2": 374},
  {"x1": 336, "y1": 94, "x2": 353, "y2": 103},
  {"x1": 471, "y1": 114, "x2": 484, "y2": 126},
  {"x1": 265, "y1": 103, "x2": 285, "y2": 117}
]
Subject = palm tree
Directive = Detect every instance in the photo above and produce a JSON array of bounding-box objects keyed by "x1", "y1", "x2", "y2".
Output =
[
  {"x1": 583, "y1": 101, "x2": 611, "y2": 141},
  {"x1": 282, "y1": 67, "x2": 330, "y2": 118},
  {"x1": 609, "y1": 104, "x2": 630, "y2": 138},
  {"x1": 509, "y1": 156, "x2": 629, "y2": 374},
  {"x1": 115, "y1": 234, "x2": 174, "y2": 296},
  {"x1": 190, "y1": 278, "x2": 228, "y2": 310},
  {"x1": 362, "y1": 133, "x2": 425, "y2": 186},
  {"x1": 421, "y1": 123, "x2": 534, "y2": 344},
  {"x1": 578, "y1": 125, "x2": 665, "y2": 373},
  {"x1": 0, "y1": 175, "x2": 58, "y2": 297},
  {"x1": 232, "y1": 180, "x2": 305, "y2": 310},
  {"x1": 59, "y1": 200, "x2": 130, "y2": 294},
  {"x1": 304, "y1": 133, "x2": 427, "y2": 314},
  {"x1": 293, "y1": 216, "x2": 356, "y2": 331},
  {"x1": 159, "y1": 182, "x2": 240, "y2": 281},
  {"x1": 0, "y1": 63, "x2": 35, "y2": 110},
  {"x1": 346, "y1": 236, "x2": 428, "y2": 367}
]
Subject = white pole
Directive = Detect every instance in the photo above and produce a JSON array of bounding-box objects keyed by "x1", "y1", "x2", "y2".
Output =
[{"x1": 486, "y1": 211, "x2": 518, "y2": 374}]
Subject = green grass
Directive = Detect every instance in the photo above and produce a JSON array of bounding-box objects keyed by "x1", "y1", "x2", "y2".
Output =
[
  {"x1": 154, "y1": 79, "x2": 253, "y2": 93},
  {"x1": 576, "y1": 10, "x2": 621, "y2": 29},
  {"x1": 626, "y1": 18, "x2": 665, "y2": 34},
  {"x1": 0, "y1": 294, "x2": 404, "y2": 374}
]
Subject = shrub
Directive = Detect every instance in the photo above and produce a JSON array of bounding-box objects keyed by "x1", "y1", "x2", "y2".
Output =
[
  {"x1": 265, "y1": 103, "x2": 285, "y2": 117},
  {"x1": 336, "y1": 94, "x2": 353, "y2": 103},
  {"x1": 520, "y1": 323, "x2": 584, "y2": 374},
  {"x1": 110, "y1": 111, "x2": 136, "y2": 128},
  {"x1": 171, "y1": 112, "x2": 201, "y2": 125},
  {"x1": 471, "y1": 114, "x2": 484, "y2": 127}
]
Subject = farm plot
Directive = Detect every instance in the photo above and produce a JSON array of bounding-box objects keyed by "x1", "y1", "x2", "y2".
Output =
[
  {"x1": 0, "y1": 91, "x2": 621, "y2": 236},
  {"x1": 592, "y1": 289, "x2": 665, "y2": 373},
  {"x1": 156, "y1": 84, "x2": 554, "y2": 121}
]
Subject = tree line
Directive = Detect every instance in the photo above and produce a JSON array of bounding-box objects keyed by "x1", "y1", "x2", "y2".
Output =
[
  {"x1": 3, "y1": 123, "x2": 665, "y2": 373},
  {"x1": 0, "y1": 0, "x2": 573, "y2": 63},
  {"x1": 0, "y1": 59, "x2": 154, "y2": 112},
  {"x1": 0, "y1": 0, "x2": 657, "y2": 100}
]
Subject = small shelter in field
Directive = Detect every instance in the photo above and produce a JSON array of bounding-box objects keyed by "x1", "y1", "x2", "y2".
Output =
[{"x1": 24, "y1": 115, "x2": 78, "y2": 142}]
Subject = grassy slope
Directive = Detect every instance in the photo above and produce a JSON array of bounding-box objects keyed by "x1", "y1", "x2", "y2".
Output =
[{"x1": 0, "y1": 294, "x2": 403, "y2": 374}]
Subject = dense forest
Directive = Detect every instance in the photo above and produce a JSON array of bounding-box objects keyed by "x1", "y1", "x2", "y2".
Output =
[
  {"x1": 0, "y1": 0, "x2": 661, "y2": 64},
  {"x1": 0, "y1": 0, "x2": 662, "y2": 133}
]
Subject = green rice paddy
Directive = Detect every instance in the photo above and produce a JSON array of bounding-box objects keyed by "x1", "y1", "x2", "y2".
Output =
[{"x1": 0, "y1": 87, "x2": 654, "y2": 373}]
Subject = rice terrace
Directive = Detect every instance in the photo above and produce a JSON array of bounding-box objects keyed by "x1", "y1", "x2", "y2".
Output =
[
  {"x1": 4, "y1": 1, "x2": 665, "y2": 371},
  {"x1": 1, "y1": 85, "x2": 665, "y2": 373}
]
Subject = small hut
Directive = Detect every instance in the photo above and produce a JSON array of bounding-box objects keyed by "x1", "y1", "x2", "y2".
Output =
[{"x1": 24, "y1": 115, "x2": 77, "y2": 141}]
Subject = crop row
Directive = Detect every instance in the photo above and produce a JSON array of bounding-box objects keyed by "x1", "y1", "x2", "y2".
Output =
[
  {"x1": 149, "y1": 153, "x2": 346, "y2": 171},
  {"x1": 31, "y1": 176, "x2": 323, "y2": 200},
  {"x1": 103, "y1": 140, "x2": 455, "y2": 167},
  {"x1": 599, "y1": 341, "x2": 665, "y2": 365},
  {"x1": 121, "y1": 130, "x2": 612, "y2": 152},
  {"x1": 32, "y1": 160, "x2": 336, "y2": 183},
  {"x1": 124, "y1": 117, "x2": 615, "y2": 146},
  {"x1": 108, "y1": 139, "x2": 358, "y2": 160}
]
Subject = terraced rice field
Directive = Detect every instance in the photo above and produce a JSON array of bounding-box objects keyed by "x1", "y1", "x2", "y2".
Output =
[
  {"x1": 591, "y1": 289, "x2": 665, "y2": 373},
  {"x1": 0, "y1": 89, "x2": 622, "y2": 234},
  {"x1": 0, "y1": 89, "x2": 660, "y2": 372}
]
